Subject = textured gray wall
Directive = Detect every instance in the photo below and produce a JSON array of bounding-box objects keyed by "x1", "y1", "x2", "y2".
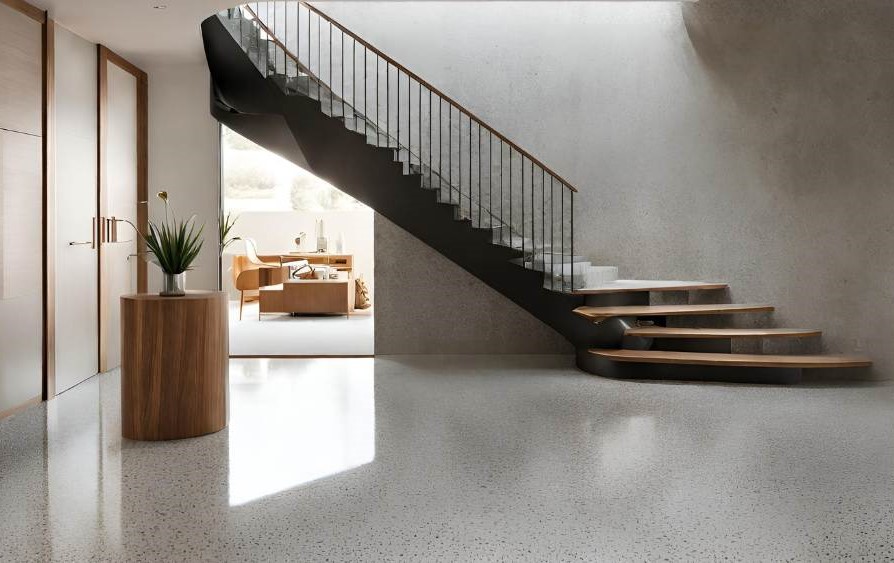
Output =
[
  {"x1": 322, "y1": 1, "x2": 894, "y2": 371},
  {"x1": 374, "y1": 215, "x2": 573, "y2": 354}
]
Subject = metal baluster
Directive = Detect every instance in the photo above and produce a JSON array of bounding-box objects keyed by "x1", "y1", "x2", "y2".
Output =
[
  {"x1": 429, "y1": 91, "x2": 433, "y2": 189},
  {"x1": 570, "y1": 190, "x2": 574, "y2": 291},
  {"x1": 477, "y1": 122, "x2": 481, "y2": 228},
  {"x1": 418, "y1": 82, "x2": 422, "y2": 170},
  {"x1": 406, "y1": 76, "x2": 409, "y2": 160},
  {"x1": 448, "y1": 105, "x2": 452, "y2": 203},
  {"x1": 500, "y1": 142, "x2": 503, "y2": 239},
  {"x1": 341, "y1": 30, "x2": 345, "y2": 119},
  {"x1": 509, "y1": 146, "x2": 524, "y2": 248},
  {"x1": 329, "y1": 21, "x2": 332, "y2": 115},
  {"x1": 551, "y1": 177, "x2": 554, "y2": 290},
  {"x1": 468, "y1": 115, "x2": 472, "y2": 222},
  {"x1": 540, "y1": 168, "x2": 552, "y2": 282},
  {"x1": 561, "y1": 181, "x2": 564, "y2": 291},
  {"x1": 301, "y1": 3, "x2": 304, "y2": 64},
  {"x1": 376, "y1": 56, "x2": 380, "y2": 145},
  {"x1": 307, "y1": 4, "x2": 311, "y2": 81},
  {"x1": 364, "y1": 47, "x2": 367, "y2": 134},
  {"x1": 428, "y1": 90, "x2": 435, "y2": 188},
  {"x1": 386, "y1": 64, "x2": 389, "y2": 146},
  {"x1": 531, "y1": 160, "x2": 534, "y2": 261},
  {"x1": 489, "y1": 131, "x2": 492, "y2": 234},
  {"x1": 317, "y1": 13, "x2": 320, "y2": 95}
]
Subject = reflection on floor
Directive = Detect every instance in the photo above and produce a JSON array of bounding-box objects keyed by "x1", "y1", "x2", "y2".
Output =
[
  {"x1": 229, "y1": 359, "x2": 374, "y2": 505},
  {"x1": 229, "y1": 300, "x2": 373, "y2": 356},
  {"x1": 2, "y1": 356, "x2": 894, "y2": 560}
]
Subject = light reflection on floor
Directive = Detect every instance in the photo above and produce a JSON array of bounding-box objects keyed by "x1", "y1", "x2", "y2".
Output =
[{"x1": 227, "y1": 358, "x2": 375, "y2": 506}]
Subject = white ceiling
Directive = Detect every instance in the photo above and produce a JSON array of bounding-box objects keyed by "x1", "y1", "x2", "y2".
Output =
[{"x1": 32, "y1": 0, "x2": 238, "y2": 68}]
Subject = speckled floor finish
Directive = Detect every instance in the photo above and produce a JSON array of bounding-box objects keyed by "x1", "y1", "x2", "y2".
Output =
[{"x1": 1, "y1": 356, "x2": 893, "y2": 561}]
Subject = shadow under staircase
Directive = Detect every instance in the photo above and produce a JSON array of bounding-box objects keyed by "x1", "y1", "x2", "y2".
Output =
[{"x1": 202, "y1": 2, "x2": 871, "y2": 383}]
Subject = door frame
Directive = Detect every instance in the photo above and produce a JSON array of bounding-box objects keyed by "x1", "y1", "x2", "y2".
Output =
[{"x1": 97, "y1": 46, "x2": 148, "y2": 373}]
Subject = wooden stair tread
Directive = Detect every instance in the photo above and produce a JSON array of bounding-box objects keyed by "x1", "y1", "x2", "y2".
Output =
[
  {"x1": 590, "y1": 349, "x2": 872, "y2": 369},
  {"x1": 574, "y1": 303, "x2": 774, "y2": 321},
  {"x1": 625, "y1": 327, "x2": 821, "y2": 339},
  {"x1": 574, "y1": 280, "x2": 728, "y2": 294}
]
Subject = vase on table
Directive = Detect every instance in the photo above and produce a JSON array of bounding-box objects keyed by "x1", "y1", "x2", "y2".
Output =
[{"x1": 161, "y1": 272, "x2": 186, "y2": 297}]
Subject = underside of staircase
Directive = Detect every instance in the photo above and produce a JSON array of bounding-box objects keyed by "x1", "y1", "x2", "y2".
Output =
[{"x1": 202, "y1": 3, "x2": 871, "y2": 384}]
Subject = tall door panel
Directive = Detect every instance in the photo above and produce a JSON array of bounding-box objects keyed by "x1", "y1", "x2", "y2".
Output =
[
  {"x1": 99, "y1": 61, "x2": 139, "y2": 372},
  {"x1": 0, "y1": 131, "x2": 43, "y2": 411},
  {"x1": 53, "y1": 26, "x2": 99, "y2": 393},
  {"x1": 0, "y1": 3, "x2": 43, "y2": 413}
]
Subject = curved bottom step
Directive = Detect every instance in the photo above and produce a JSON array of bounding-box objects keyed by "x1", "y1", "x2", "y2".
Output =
[{"x1": 590, "y1": 349, "x2": 872, "y2": 369}]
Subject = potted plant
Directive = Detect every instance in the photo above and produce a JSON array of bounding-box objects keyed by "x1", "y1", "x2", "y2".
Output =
[
  {"x1": 132, "y1": 191, "x2": 205, "y2": 297},
  {"x1": 217, "y1": 210, "x2": 241, "y2": 290}
]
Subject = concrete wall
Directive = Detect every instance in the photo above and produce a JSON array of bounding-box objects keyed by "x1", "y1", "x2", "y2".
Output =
[
  {"x1": 317, "y1": 0, "x2": 894, "y2": 372},
  {"x1": 145, "y1": 62, "x2": 221, "y2": 292},
  {"x1": 375, "y1": 215, "x2": 573, "y2": 354}
]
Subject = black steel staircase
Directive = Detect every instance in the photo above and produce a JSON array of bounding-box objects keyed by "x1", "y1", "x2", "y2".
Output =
[{"x1": 202, "y1": 3, "x2": 871, "y2": 383}]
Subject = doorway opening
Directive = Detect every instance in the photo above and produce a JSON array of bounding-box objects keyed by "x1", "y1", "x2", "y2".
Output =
[{"x1": 220, "y1": 126, "x2": 374, "y2": 357}]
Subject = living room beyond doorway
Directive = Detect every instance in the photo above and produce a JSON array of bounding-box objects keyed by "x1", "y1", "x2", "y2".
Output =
[{"x1": 220, "y1": 126, "x2": 374, "y2": 356}]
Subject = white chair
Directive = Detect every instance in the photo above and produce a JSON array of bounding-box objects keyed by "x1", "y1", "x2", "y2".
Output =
[{"x1": 243, "y1": 237, "x2": 282, "y2": 269}]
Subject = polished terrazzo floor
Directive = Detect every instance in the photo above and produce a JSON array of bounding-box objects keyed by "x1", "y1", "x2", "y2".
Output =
[{"x1": 2, "y1": 356, "x2": 894, "y2": 561}]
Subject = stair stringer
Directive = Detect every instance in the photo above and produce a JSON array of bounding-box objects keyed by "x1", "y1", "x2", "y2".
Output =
[{"x1": 202, "y1": 16, "x2": 618, "y2": 349}]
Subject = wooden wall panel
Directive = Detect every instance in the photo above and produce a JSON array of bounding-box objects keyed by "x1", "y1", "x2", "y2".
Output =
[
  {"x1": 0, "y1": 126, "x2": 43, "y2": 413},
  {"x1": 0, "y1": 130, "x2": 42, "y2": 298},
  {"x1": 0, "y1": 0, "x2": 45, "y2": 416},
  {"x1": 0, "y1": 2, "x2": 42, "y2": 136}
]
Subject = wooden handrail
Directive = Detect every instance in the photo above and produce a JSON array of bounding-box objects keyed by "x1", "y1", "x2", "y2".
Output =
[{"x1": 242, "y1": 1, "x2": 578, "y2": 192}]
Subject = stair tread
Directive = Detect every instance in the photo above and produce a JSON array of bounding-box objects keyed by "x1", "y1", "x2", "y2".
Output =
[
  {"x1": 590, "y1": 349, "x2": 872, "y2": 368},
  {"x1": 574, "y1": 303, "x2": 774, "y2": 321},
  {"x1": 574, "y1": 280, "x2": 728, "y2": 294},
  {"x1": 626, "y1": 327, "x2": 821, "y2": 339}
]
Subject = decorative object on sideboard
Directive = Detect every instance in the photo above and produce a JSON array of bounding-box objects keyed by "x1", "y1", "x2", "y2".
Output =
[
  {"x1": 288, "y1": 259, "x2": 313, "y2": 280},
  {"x1": 294, "y1": 231, "x2": 306, "y2": 251},
  {"x1": 335, "y1": 232, "x2": 345, "y2": 253},
  {"x1": 122, "y1": 191, "x2": 204, "y2": 297},
  {"x1": 315, "y1": 219, "x2": 328, "y2": 252},
  {"x1": 355, "y1": 276, "x2": 372, "y2": 309}
]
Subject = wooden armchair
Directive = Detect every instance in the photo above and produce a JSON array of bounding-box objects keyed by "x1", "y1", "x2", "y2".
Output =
[{"x1": 232, "y1": 238, "x2": 287, "y2": 320}]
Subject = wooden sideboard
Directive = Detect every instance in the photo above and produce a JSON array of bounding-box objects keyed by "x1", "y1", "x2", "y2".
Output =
[{"x1": 278, "y1": 252, "x2": 353, "y2": 274}]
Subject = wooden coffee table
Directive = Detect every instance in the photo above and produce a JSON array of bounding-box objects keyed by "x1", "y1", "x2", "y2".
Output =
[{"x1": 259, "y1": 278, "x2": 354, "y2": 318}]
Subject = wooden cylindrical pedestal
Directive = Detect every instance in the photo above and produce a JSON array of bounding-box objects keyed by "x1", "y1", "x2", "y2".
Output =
[{"x1": 121, "y1": 291, "x2": 228, "y2": 440}]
